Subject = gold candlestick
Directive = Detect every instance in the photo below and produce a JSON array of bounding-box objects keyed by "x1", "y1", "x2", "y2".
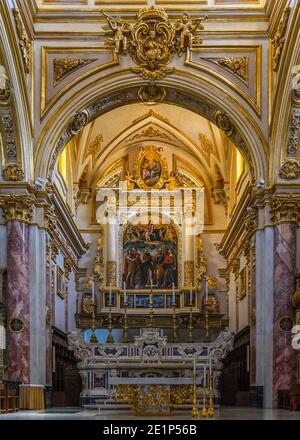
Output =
[
  {"x1": 90, "y1": 300, "x2": 98, "y2": 343},
  {"x1": 192, "y1": 372, "x2": 199, "y2": 419},
  {"x1": 207, "y1": 373, "x2": 215, "y2": 418},
  {"x1": 172, "y1": 302, "x2": 178, "y2": 343},
  {"x1": 106, "y1": 301, "x2": 114, "y2": 343},
  {"x1": 188, "y1": 301, "x2": 193, "y2": 343},
  {"x1": 123, "y1": 300, "x2": 129, "y2": 343}
]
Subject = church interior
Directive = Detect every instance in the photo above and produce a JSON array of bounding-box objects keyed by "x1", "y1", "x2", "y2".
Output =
[{"x1": 0, "y1": 0, "x2": 300, "y2": 420}]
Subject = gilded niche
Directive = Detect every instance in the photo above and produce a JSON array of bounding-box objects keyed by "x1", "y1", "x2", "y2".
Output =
[{"x1": 102, "y1": 7, "x2": 206, "y2": 81}]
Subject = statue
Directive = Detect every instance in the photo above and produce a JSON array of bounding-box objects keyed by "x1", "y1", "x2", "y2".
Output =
[
  {"x1": 175, "y1": 13, "x2": 207, "y2": 55},
  {"x1": 124, "y1": 171, "x2": 137, "y2": 190},
  {"x1": 165, "y1": 171, "x2": 180, "y2": 190},
  {"x1": 102, "y1": 12, "x2": 131, "y2": 54}
]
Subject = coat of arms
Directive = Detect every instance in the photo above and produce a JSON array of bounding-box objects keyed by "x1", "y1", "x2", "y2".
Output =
[{"x1": 102, "y1": 7, "x2": 206, "y2": 81}]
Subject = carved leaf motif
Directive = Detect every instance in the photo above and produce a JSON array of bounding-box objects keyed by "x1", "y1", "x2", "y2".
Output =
[
  {"x1": 53, "y1": 58, "x2": 95, "y2": 85},
  {"x1": 217, "y1": 57, "x2": 249, "y2": 82}
]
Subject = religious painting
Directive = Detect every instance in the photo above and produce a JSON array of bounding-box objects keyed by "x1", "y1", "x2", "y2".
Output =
[
  {"x1": 133, "y1": 146, "x2": 168, "y2": 190},
  {"x1": 123, "y1": 222, "x2": 178, "y2": 289}
]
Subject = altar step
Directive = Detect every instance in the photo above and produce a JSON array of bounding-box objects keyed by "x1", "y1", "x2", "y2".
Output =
[{"x1": 83, "y1": 400, "x2": 202, "y2": 413}]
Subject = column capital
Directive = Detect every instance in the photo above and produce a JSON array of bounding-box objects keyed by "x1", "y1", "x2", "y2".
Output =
[
  {"x1": 270, "y1": 194, "x2": 300, "y2": 225},
  {"x1": 0, "y1": 194, "x2": 34, "y2": 223}
]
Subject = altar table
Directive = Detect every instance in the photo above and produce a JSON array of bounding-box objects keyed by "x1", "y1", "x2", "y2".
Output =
[{"x1": 19, "y1": 384, "x2": 45, "y2": 410}]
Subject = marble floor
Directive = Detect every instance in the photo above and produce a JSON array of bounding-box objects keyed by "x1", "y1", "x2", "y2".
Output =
[{"x1": 0, "y1": 407, "x2": 300, "y2": 420}]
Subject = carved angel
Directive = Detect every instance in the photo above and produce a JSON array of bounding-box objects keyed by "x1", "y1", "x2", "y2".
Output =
[
  {"x1": 102, "y1": 12, "x2": 132, "y2": 54},
  {"x1": 175, "y1": 13, "x2": 207, "y2": 55}
]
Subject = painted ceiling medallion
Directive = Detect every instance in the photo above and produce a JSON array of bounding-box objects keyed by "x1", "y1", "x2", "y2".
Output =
[
  {"x1": 102, "y1": 7, "x2": 206, "y2": 81},
  {"x1": 133, "y1": 145, "x2": 168, "y2": 190}
]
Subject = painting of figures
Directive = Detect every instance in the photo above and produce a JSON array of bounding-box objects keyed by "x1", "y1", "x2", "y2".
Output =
[{"x1": 123, "y1": 222, "x2": 178, "y2": 289}]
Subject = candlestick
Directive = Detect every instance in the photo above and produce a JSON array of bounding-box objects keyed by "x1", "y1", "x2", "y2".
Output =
[
  {"x1": 201, "y1": 367, "x2": 208, "y2": 418},
  {"x1": 207, "y1": 372, "x2": 215, "y2": 418},
  {"x1": 209, "y1": 354, "x2": 212, "y2": 375},
  {"x1": 109, "y1": 283, "x2": 112, "y2": 306},
  {"x1": 204, "y1": 364, "x2": 207, "y2": 387},
  {"x1": 193, "y1": 357, "x2": 196, "y2": 375},
  {"x1": 192, "y1": 370, "x2": 199, "y2": 419}
]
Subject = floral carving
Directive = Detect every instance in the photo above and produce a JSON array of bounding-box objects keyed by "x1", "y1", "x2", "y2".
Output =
[
  {"x1": 279, "y1": 159, "x2": 300, "y2": 180},
  {"x1": 217, "y1": 57, "x2": 248, "y2": 82},
  {"x1": 2, "y1": 162, "x2": 24, "y2": 181},
  {"x1": 215, "y1": 111, "x2": 235, "y2": 137},
  {"x1": 272, "y1": 7, "x2": 290, "y2": 72}
]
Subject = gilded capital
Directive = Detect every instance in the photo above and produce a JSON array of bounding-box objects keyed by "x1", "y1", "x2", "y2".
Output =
[
  {"x1": 0, "y1": 194, "x2": 33, "y2": 223},
  {"x1": 270, "y1": 194, "x2": 300, "y2": 225},
  {"x1": 2, "y1": 162, "x2": 24, "y2": 182}
]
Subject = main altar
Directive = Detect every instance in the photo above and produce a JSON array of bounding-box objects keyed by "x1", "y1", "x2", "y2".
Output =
[
  {"x1": 68, "y1": 328, "x2": 233, "y2": 416},
  {"x1": 72, "y1": 145, "x2": 232, "y2": 415}
]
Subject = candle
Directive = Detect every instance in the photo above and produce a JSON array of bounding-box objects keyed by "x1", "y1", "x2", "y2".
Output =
[
  {"x1": 204, "y1": 364, "x2": 207, "y2": 387},
  {"x1": 172, "y1": 282, "x2": 175, "y2": 304},
  {"x1": 190, "y1": 284, "x2": 192, "y2": 305},
  {"x1": 91, "y1": 279, "x2": 95, "y2": 302},
  {"x1": 209, "y1": 355, "x2": 212, "y2": 375},
  {"x1": 109, "y1": 283, "x2": 112, "y2": 306},
  {"x1": 193, "y1": 357, "x2": 196, "y2": 375},
  {"x1": 205, "y1": 279, "x2": 208, "y2": 301},
  {"x1": 124, "y1": 282, "x2": 127, "y2": 304}
]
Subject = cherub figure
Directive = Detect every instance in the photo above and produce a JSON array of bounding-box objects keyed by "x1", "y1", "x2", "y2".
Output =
[
  {"x1": 102, "y1": 11, "x2": 131, "y2": 54},
  {"x1": 124, "y1": 171, "x2": 137, "y2": 190},
  {"x1": 175, "y1": 13, "x2": 207, "y2": 54}
]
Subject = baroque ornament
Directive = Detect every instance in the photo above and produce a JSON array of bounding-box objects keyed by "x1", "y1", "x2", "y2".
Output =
[
  {"x1": 69, "y1": 110, "x2": 89, "y2": 135},
  {"x1": 279, "y1": 159, "x2": 300, "y2": 180},
  {"x1": 215, "y1": 111, "x2": 235, "y2": 137},
  {"x1": 53, "y1": 58, "x2": 95, "y2": 85},
  {"x1": 287, "y1": 107, "x2": 300, "y2": 156},
  {"x1": 217, "y1": 57, "x2": 249, "y2": 82},
  {"x1": 270, "y1": 194, "x2": 300, "y2": 225},
  {"x1": 0, "y1": 194, "x2": 33, "y2": 223},
  {"x1": 138, "y1": 84, "x2": 166, "y2": 103},
  {"x1": 2, "y1": 162, "x2": 24, "y2": 181},
  {"x1": 0, "y1": 79, "x2": 11, "y2": 104},
  {"x1": 272, "y1": 7, "x2": 290, "y2": 72},
  {"x1": 12, "y1": 8, "x2": 31, "y2": 73},
  {"x1": 102, "y1": 7, "x2": 206, "y2": 81}
]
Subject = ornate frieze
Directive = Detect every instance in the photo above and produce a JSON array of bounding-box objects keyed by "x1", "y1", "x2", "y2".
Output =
[
  {"x1": 287, "y1": 107, "x2": 300, "y2": 156},
  {"x1": 279, "y1": 159, "x2": 300, "y2": 180},
  {"x1": 53, "y1": 58, "x2": 95, "y2": 85},
  {"x1": 1, "y1": 162, "x2": 24, "y2": 181},
  {"x1": 217, "y1": 57, "x2": 248, "y2": 82},
  {"x1": 271, "y1": 194, "x2": 300, "y2": 225},
  {"x1": 12, "y1": 8, "x2": 31, "y2": 73},
  {"x1": 0, "y1": 194, "x2": 33, "y2": 224},
  {"x1": 184, "y1": 261, "x2": 194, "y2": 287},
  {"x1": 272, "y1": 7, "x2": 290, "y2": 72},
  {"x1": 102, "y1": 8, "x2": 206, "y2": 81}
]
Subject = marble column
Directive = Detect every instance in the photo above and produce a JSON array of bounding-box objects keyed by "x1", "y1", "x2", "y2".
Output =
[
  {"x1": 7, "y1": 220, "x2": 30, "y2": 383},
  {"x1": 273, "y1": 223, "x2": 297, "y2": 407}
]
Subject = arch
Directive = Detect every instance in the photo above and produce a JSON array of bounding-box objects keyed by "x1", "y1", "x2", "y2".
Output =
[
  {"x1": 0, "y1": 13, "x2": 33, "y2": 182},
  {"x1": 34, "y1": 71, "x2": 269, "y2": 185}
]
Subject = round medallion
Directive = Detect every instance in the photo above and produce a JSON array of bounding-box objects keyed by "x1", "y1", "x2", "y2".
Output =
[
  {"x1": 9, "y1": 317, "x2": 24, "y2": 333},
  {"x1": 279, "y1": 316, "x2": 294, "y2": 333}
]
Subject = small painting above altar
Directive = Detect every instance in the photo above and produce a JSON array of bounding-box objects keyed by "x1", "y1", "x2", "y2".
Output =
[{"x1": 123, "y1": 222, "x2": 178, "y2": 289}]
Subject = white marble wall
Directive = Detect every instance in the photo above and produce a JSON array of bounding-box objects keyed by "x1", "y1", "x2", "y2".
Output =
[{"x1": 29, "y1": 225, "x2": 47, "y2": 385}]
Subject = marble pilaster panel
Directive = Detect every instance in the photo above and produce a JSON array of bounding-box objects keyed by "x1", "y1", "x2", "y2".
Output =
[
  {"x1": 7, "y1": 220, "x2": 30, "y2": 383},
  {"x1": 273, "y1": 223, "x2": 297, "y2": 407}
]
